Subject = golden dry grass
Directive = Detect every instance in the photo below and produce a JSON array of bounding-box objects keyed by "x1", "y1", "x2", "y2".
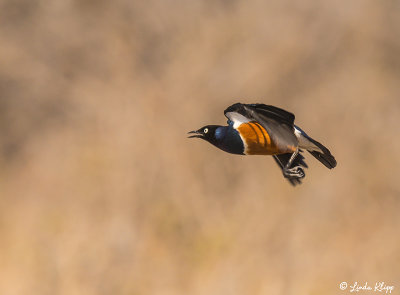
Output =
[{"x1": 0, "y1": 0, "x2": 400, "y2": 294}]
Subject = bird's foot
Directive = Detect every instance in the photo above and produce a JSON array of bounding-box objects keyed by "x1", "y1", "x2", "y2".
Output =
[{"x1": 283, "y1": 166, "x2": 305, "y2": 179}]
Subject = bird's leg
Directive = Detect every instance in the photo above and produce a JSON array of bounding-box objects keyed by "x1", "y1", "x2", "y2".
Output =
[{"x1": 283, "y1": 148, "x2": 305, "y2": 179}]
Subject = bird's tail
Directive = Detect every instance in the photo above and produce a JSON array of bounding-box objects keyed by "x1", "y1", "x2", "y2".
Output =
[
  {"x1": 305, "y1": 137, "x2": 336, "y2": 169},
  {"x1": 295, "y1": 126, "x2": 337, "y2": 169},
  {"x1": 308, "y1": 149, "x2": 336, "y2": 169}
]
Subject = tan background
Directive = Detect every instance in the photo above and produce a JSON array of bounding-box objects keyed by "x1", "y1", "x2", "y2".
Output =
[{"x1": 1, "y1": 0, "x2": 400, "y2": 294}]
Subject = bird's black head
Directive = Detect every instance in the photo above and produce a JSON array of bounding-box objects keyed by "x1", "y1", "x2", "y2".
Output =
[
  {"x1": 187, "y1": 125, "x2": 220, "y2": 145},
  {"x1": 188, "y1": 124, "x2": 244, "y2": 155}
]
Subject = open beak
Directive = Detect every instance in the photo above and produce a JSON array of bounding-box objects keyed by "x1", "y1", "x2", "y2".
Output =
[{"x1": 187, "y1": 130, "x2": 203, "y2": 139}]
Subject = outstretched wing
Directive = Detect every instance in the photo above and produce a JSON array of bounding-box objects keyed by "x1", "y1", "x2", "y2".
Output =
[{"x1": 224, "y1": 103, "x2": 298, "y2": 150}]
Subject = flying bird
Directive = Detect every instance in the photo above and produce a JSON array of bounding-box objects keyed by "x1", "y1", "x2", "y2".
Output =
[{"x1": 188, "y1": 103, "x2": 336, "y2": 185}]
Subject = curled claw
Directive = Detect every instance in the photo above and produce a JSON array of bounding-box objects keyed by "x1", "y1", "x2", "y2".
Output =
[{"x1": 283, "y1": 166, "x2": 305, "y2": 179}]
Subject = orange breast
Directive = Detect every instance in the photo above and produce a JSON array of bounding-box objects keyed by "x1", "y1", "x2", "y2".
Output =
[{"x1": 237, "y1": 122, "x2": 295, "y2": 155}]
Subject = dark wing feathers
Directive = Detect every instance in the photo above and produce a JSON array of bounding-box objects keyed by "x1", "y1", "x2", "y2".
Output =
[
  {"x1": 224, "y1": 103, "x2": 295, "y2": 126},
  {"x1": 225, "y1": 103, "x2": 298, "y2": 149},
  {"x1": 246, "y1": 104, "x2": 295, "y2": 126}
]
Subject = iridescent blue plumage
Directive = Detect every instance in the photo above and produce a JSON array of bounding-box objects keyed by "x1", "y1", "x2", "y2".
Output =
[{"x1": 214, "y1": 123, "x2": 244, "y2": 155}]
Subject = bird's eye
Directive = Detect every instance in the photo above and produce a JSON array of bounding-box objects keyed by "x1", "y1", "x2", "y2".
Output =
[{"x1": 204, "y1": 128, "x2": 208, "y2": 133}]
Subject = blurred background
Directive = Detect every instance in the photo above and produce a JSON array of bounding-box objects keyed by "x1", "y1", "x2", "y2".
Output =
[{"x1": 1, "y1": 0, "x2": 400, "y2": 294}]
